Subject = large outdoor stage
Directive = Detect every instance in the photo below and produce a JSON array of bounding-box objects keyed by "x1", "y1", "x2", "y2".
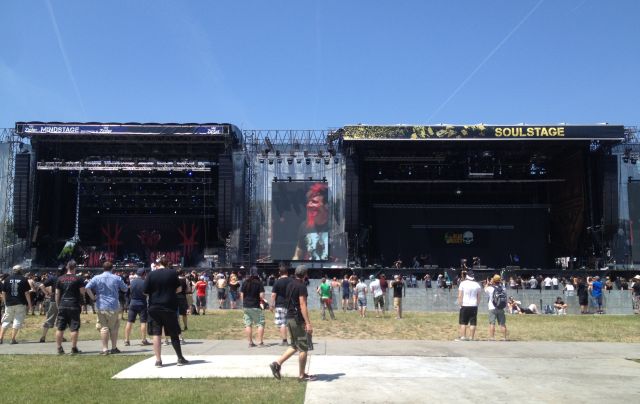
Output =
[{"x1": 13, "y1": 122, "x2": 635, "y2": 273}]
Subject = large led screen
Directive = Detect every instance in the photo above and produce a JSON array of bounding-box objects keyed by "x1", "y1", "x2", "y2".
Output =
[{"x1": 272, "y1": 181, "x2": 330, "y2": 261}]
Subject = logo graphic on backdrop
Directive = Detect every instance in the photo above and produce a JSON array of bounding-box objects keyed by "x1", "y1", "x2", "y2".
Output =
[
  {"x1": 444, "y1": 231, "x2": 474, "y2": 245},
  {"x1": 272, "y1": 181, "x2": 330, "y2": 261}
]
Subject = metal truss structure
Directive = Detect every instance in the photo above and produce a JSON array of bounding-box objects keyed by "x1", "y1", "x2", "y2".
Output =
[
  {"x1": 0, "y1": 128, "x2": 27, "y2": 269},
  {"x1": 241, "y1": 129, "x2": 338, "y2": 265}
]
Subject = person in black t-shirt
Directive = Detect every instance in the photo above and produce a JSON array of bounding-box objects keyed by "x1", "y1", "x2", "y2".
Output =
[
  {"x1": 390, "y1": 275, "x2": 405, "y2": 319},
  {"x1": 143, "y1": 257, "x2": 188, "y2": 368},
  {"x1": 240, "y1": 267, "x2": 266, "y2": 347},
  {"x1": 124, "y1": 268, "x2": 151, "y2": 346},
  {"x1": 292, "y1": 183, "x2": 329, "y2": 261},
  {"x1": 55, "y1": 261, "x2": 85, "y2": 354},
  {"x1": 0, "y1": 265, "x2": 32, "y2": 344},
  {"x1": 269, "y1": 265, "x2": 315, "y2": 382},
  {"x1": 270, "y1": 266, "x2": 293, "y2": 346},
  {"x1": 39, "y1": 266, "x2": 65, "y2": 343}
]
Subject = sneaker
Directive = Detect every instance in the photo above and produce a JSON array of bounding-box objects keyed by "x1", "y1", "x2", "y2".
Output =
[
  {"x1": 110, "y1": 347, "x2": 121, "y2": 354},
  {"x1": 280, "y1": 340, "x2": 288, "y2": 346},
  {"x1": 248, "y1": 342, "x2": 257, "y2": 348},
  {"x1": 124, "y1": 340, "x2": 130, "y2": 346},
  {"x1": 176, "y1": 357, "x2": 189, "y2": 366},
  {"x1": 10, "y1": 340, "x2": 17, "y2": 345},
  {"x1": 155, "y1": 360, "x2": 163, "y2": 368},
  {"x1": 71, "y1": 347, "x2": 81, "y2": 355},
  {"x1": 269, "y1": 362, "x2": 281, "y2": 380},
  {"x1": 298, "y1": 373, "x2": 317, "y2": 382},
  {"x1": 100, "y1": 350, "x2": 110, "y2": 356},
  {"x1": 141, "y1": 339, "x2": 151, "y2": 346},
  {"x1": 39, "y1": 337, "x2": 46, "y2": 343},
  {"x1": 57, "y1": 346, "x2": 65, "y2": 355},
  {"x1": 454, "y1": 337, "x2": 467, "y2": 342}
]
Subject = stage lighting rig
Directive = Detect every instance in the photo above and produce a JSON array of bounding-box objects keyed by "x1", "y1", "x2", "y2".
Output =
[{"x1": 38, "y1": 160, "x2": 213, "y2": 172}]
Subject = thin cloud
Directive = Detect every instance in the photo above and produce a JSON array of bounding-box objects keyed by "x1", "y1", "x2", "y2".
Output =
[
  {"x1": 45, "y1": 0, "x2": 86, "y2": 119},
  {"x1": 428, "y1": 0, "x2": 545, "y2": 122}
]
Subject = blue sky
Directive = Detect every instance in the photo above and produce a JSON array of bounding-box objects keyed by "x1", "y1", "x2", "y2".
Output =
[{"x1": 1, "y1": 0, "x2": 638, "y2": 130}]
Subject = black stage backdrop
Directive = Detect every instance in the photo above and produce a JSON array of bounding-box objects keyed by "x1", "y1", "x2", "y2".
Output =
[
  {"x1": 78, "y1": 216, "x2": 210, "y2": 266},
  {"x1": 629, "y1": 181, "x2": 640, "y2": 264},
  {"x1": 373, "y1": 205, "x2": 549, "y2": 268},
  {"x1": 272, "y1": 181, "x2": 331, "y2": 261}
]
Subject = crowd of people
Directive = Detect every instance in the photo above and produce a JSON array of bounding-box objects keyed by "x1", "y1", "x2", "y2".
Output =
[{"x1": 2, "y1": 261, "x2": 640, "y2": 375}]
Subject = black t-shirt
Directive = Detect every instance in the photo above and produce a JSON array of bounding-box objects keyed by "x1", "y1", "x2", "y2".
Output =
[
  {"x1": 144, "y1": 268, "x2": 179, "y2": 311},
  {"x1": 632, "y1": 282, "x2": 640, "y2": 295},
  {"x1": 2, "y1": 274, "x2": 30, "y2": 306},
  {"x1": 177, "y1": 277, "x2": 188, "y2": 300},
  {"x1": 296, "y1": 221, "x2": 329, "y2": 260},
  {"x1": 240, "y1": 278, "x2": 264, "y2": 308},
  {"x1": 392, "y1": 280, "x2": 404, "y2": 298},
  {"x1": 129, "y1": 278, "x2": 147, "y2": 305},
  {"x1": 56, "y1": 274, "x2": 84, "y2": 309},
  {"x1": 272, "y1": 277, "x2": 293, "y2": 308},
  {"x1": 285, "y1": 279, "x2": 308, "y2": 321}
]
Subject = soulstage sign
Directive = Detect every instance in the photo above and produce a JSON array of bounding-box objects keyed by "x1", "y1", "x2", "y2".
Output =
[
  {"x1": 15, "y1": 122, "x2": 230, "y2": 136},
  {"x1": 341, "y1": 124, "x2": 625, "y2": 141}
]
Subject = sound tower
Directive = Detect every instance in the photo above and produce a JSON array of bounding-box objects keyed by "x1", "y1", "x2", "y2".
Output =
[
  {"x1": 13, "y1": 153, "x2": 30, "y2": 238},
  {"x1": 217, "y1": 155, "x2": 233, "y2": 237},
  {"x1": 345, "y1": 156, "x2": 359, "y2": 241}
]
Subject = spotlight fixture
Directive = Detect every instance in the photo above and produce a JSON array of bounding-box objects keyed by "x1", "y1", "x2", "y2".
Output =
[
  {"x1": 455, "y1": 188, "x2": 462, "y2": 195},
  {"x1": 287, "y1": 157, "x2": 293, "y2": 164},
  {"x1": 268, "y1": 159, "x2": 274, "y2": 165},
  {"x1": 324, "y1": 158, "x2": 330, "y2": 165},
  {"x1": 305, "y1": 158, "x2": 311, "y2": 165}
]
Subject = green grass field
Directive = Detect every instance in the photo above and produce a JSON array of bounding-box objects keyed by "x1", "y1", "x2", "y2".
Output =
[{"x1": 13, "y1": 309, "x2": 640, "y2": 343}]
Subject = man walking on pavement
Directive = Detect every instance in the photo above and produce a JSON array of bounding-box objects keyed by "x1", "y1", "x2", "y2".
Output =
[
  {"x1": 0, "y1": 265, "x2": 32, "y2": 344},
  {"x1": 270, "y1": 265, "x2": 316, "y2": 382},
  {"x1": 86, "y1": 261, "x2": 128, "y2": 355},
  {"x1": 55, "y1": 260, "x2": 85, "y2": 354},
  {"x1": 455, "y1": 270, "x2": 482, "y2": 341}
]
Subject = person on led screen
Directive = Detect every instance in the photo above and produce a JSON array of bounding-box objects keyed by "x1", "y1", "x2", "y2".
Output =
[{"x1": 292, "y1": 183, "x2": 329, "y2": 261}]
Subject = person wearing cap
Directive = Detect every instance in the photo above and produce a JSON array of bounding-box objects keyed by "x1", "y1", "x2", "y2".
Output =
[
  {"x1": 0, "y1": 265, "x2": 32, "y2": 344},
  {"x1": 369, "y1": 274, "x2": 385, "y2": 318},
  {"x1": 124, "y1": 268, "x2": 151, "y2": 347},
  {"x1": 194, "y1": 275, "x2": 208, "y2": 315},
  {"x1": 270, "y1": 265, "x2": 315, "y2": 382},
  {"x1": 455, "y1": 270, "x2": 481, "y2": 341},
  {"x1": 484, "y1": 274, "x2": 507, "y2": 341},
  {"x1": 589, "y1": 276, "x2": 604, "y2": 314},
  {"x1": 85, "y1": 261, "x2": 128, "y2": 355}
]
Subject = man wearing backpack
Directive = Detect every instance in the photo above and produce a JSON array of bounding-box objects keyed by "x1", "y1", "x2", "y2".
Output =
[{"x1": 484, "y1": 274, "x2": 507, "y2": 341}]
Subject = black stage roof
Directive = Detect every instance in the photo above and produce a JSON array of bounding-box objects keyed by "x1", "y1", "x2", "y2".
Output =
[
  {"x1": 15, "y1": 121, "x2": 242, "y2": 146},
  {"x1": 340, "y1": 124, "x2": 625, "y2": 142}
]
